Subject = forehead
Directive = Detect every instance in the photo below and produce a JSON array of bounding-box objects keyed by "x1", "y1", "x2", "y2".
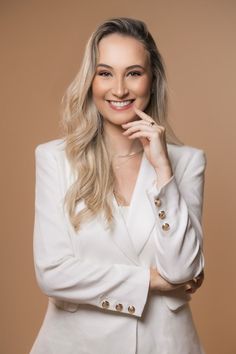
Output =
[{"x1": 97, "y1": 34, "x2": 150, "y2": 67}]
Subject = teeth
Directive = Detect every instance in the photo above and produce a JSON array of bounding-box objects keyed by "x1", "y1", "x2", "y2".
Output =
[{"x1": 109, "y1": 100, "x2": 133, "y2": 107}]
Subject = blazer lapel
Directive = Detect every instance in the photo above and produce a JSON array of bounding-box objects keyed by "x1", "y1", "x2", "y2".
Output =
[
  {"x1": 126, "y1": 153, "x2": 157, "y2": 255},
  {"x1": 110, "y1": 202, "x2": 141, "y2": 265},
  {"x1": 112, "y1": 153, "x2": 157, "y2": 259}
]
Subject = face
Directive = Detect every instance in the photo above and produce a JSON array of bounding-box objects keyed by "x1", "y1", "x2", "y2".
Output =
[{"x1": 92, "y1": 34, "x2": 153, "y2": 127}]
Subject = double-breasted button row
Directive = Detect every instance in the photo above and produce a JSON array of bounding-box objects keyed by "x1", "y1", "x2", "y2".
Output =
[{"x1": 101, "y1": 300, "x2": 135, "y2": 314}]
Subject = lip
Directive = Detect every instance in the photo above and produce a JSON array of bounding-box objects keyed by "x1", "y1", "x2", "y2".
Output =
[{"x1": 106, "y1": 99, "x2": 135, "y2": 111}]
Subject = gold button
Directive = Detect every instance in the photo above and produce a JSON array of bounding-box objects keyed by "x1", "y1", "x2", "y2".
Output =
[
  {"x1": 101, "y1": 300, "x2": 110, "y2": 309},
  {"x1": 128, "y1": 305, "x2": 135, "y2": 314},
  {"x1": 115, "y1": 303, "x2": 123, "y2": 311},
  {"x1": 154, "y1": 198, "x2": 161, "y2": 207},
  {"x1": 162, "y1": 223, "x2": 170, "y2": 231},
  {"x1": 158, "y1": 210, "x2": 166, "y2": 219}
]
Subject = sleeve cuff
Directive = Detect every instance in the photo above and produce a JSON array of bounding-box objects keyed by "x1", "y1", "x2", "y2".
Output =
[{"x1": 97, "y1": 267, "x2": 150, "y2": 318}]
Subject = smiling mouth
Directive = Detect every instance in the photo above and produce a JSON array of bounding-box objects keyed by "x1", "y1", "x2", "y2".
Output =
[{"x1": 107, "y1": 99, "x2": 135, "y2": 108}]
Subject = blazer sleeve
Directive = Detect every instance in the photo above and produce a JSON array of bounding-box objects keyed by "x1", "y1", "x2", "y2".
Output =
[
  {"x1": 33, "y1": 144, "x2": 150, "y2": 317},
  {"x1": 146, "y1": 148, "x2": 206, "y2": 284}
]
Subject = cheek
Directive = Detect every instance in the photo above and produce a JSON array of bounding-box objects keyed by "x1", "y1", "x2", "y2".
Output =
[
  {"x1": 92, "y1": 78, "x2": 109, "y2": 98},
  {"x1": 132, "y1": 77, "x2": 152, "y2": 97}
]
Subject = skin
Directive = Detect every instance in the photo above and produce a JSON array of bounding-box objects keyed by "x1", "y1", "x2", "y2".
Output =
[{"x1": 92, "y1": 33, "x2": 204, "y2": 294}]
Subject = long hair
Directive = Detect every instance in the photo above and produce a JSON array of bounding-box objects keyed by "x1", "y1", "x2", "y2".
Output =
[{"x1": 62, "y1": 17, "x2": 182, "y2": 231}]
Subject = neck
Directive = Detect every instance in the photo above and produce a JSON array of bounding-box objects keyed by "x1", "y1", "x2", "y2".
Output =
[{"x1": 103, "y1": 121, "x2": 143, "y2": 157}]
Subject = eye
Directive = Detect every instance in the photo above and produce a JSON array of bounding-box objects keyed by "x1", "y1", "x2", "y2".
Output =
[
  {"x1": 97, "y1": 71, "x2": 112, "y2": 77},
  {"x1": 127, "y1": 71, "x2": 142, "y2": 77}
]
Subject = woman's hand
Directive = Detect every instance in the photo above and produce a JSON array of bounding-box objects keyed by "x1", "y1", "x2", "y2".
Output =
[
  {"x1": 122, "y1": 107, "x2": 171, "y2": 170},
  {"x1": 185, "y1": 271, "x2": 204, "y2": 294},
  {"x1": 149, "y1": 268, "x2": 204, "y2": 294},
  {"x1": 122, "y1": 107, "x2": 173, "y2": 187}
]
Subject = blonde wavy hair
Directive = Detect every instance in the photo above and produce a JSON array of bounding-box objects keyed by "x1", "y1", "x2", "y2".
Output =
[{"x1": 62, "y1": 17, "x2": 181, "y2": 232}]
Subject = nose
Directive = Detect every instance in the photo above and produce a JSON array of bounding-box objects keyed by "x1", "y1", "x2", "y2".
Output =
[{"x1": 111, "y1": 77, "x2": 129, "y2": 98}]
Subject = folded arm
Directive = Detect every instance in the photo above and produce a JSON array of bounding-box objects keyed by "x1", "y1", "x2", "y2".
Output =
[{"x1": 147, "y1": 149, "x2": 206, "y2": 284}]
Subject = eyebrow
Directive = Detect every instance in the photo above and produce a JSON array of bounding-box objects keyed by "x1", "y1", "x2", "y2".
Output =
[{"x1": 96, "y1": 64, "x2": 145, "y2": 70}]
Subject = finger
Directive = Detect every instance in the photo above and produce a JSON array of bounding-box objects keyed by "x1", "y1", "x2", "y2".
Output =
[
  {"x1": 185, "y1": 284, "x2": 194, "y2": 294},
  {"x1": 127, "y1": 131, "x2": 156, "y2": 141},
  {"x1": 196, "y1": 271, "x2": 204, "y2": 284},
  {"x1": 184, "y1": 274, "x2": 204, "y2": 294},
  {"x1": 134, "y1": 106, "x2": 160, "y2": 125},
  {"x1": 122, "y1": 120, "x2": 155, "y2": 128},
  {"x1": 186, "y1": 287, "x2": 196, "y2": 294},
  {"x1": 185, "y1": 280, "x2": 198, "y2": 294},
  {"x1": 134, "y1": 107, "x2": 164, "y2": 128},
  {"x1": 122, "y1": 116, "x2": 166, "y2": 134},
  {"x1": 122, "y1": 125, "x2": 158, "y2": 136},
  {"x1": 194, "y1": 277, "x2": 203, "y2": 289},
  {"x1": 193, "y1": 273, "x2": 204, "y2": 289}
]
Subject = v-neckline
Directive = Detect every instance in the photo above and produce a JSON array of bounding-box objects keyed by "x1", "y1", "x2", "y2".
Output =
[
  {"x1": 113, "y1": 152, "x2": 145, "y2": 209},
  {"x1": 112, "y1": 151, "x2": 156, "y2": 257}
]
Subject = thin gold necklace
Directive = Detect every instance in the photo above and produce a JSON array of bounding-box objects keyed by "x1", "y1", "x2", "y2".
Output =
[
  {"x1": 113, "y1": 147, "x2": 144, "y2": 158},
  {"x1": 112, "y1": 148, "x2": 143, "y2": 169}
]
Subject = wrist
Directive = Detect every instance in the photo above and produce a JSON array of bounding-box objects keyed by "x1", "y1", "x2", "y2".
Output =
[
  {"x1": 154, "y1": 165, "x2": 172, "y2": 176},
  {"x1": 154, "y1": 155, "x2": 172, "y2": 171},
  {"x1": 154, "y1": 166, "x2": 173, "y2": 189}
]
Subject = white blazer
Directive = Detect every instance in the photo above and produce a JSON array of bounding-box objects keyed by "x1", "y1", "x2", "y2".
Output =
[{"x1": 30, "y1": 139, "x2": 206, "y2": 354}]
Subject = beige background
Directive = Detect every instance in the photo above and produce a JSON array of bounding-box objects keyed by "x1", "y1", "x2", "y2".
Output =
[{"x1": 1, "y1": 1, "x2": 235, "y2": 353}]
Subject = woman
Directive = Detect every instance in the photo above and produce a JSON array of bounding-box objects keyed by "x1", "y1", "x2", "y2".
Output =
[{"x1": 30, "y1": 18, "x2": 206, "y2": 354}]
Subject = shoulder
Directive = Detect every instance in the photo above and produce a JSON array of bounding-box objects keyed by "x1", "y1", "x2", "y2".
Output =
[
  {"x1": 167, "y1": 143, "x2": 207, "y2": 177},
  {"x1": 34, "y1": 138, "x2": 73, "y2": 187},
  {"x1": 35, "y1": 138, "x2": 66, "y2": 158},
  {"x1": 167, "y1": 143, "x2": 206, "y2": 164}
]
